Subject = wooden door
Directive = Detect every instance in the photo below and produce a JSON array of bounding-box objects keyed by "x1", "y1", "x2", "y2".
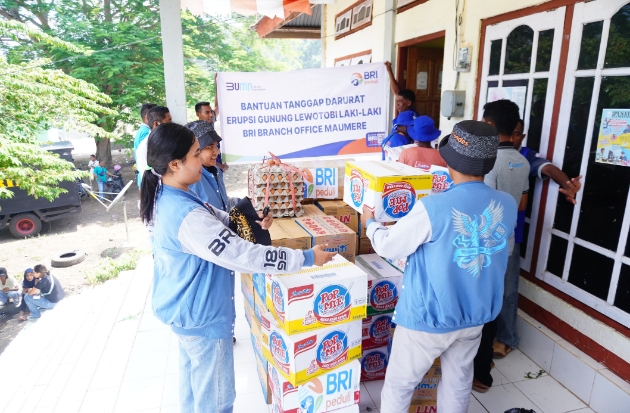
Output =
[{"x1": 406, "y1": 47, "x2": 444, "y2": 125}]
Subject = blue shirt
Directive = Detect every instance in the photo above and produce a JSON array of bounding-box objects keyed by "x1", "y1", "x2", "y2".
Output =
[
  {"x1": 381, "y1": 131, "x2": 413, "y2": 160},
  {"x1": 133, "y1": 124, "x2": 150, "y2": 155},
  {"x1": 189, "y1": 168, "x2": 238, "y2": 212}
]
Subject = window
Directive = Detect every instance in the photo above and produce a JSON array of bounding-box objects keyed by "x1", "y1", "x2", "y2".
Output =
[
  {"x1": 351, "y1": 0, "x2": 372, "y2": 30},
  {"x1": 334, "y1": 0, "x2": 373, "y2": 39},
  {"x1": 539, "y1": 1, "x2": 630, "y2": 328},
  {"x1": 335, "y1": 10, "x2": 351, "y2": 36}
]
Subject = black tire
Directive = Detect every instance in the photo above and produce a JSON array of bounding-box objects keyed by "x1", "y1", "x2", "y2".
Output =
[
  {"x1": 51, "y1": 250, "x2": 86, "y2": 268},
  {"x1": 9, "y1": 213, "x2": 42, "y2": 238}
]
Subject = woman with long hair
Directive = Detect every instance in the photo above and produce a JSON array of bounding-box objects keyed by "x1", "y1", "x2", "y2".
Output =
[{"x1": 140, "y1": 123, "x2": 335, "y2": 413}]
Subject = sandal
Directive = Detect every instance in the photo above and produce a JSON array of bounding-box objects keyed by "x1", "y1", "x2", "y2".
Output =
[
  {"x1": 472, "y1": 377, "x2": 490, "y2": 393},
  {"x1": 493, "y1": 341, "x2": 513, "y2": 359}
]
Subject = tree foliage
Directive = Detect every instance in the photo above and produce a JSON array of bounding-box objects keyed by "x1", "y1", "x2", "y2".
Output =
[{"x1": 0, "y1": 20, "x2": 115, "y2": 200}]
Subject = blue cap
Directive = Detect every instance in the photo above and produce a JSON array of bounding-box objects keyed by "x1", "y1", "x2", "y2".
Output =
[
  {"x1": 392, "y1": 110, "x2": 415, "y2": 127},
  {"x1": 408, "y1": 116, "x2": 441, "y2": 142}
]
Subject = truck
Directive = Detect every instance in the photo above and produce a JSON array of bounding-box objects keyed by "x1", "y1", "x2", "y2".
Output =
[{"x1": 0, "y1": 141, "x2": 82, "y2": 238}]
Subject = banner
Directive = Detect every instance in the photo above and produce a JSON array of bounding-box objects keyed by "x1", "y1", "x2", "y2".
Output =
[
  {"x1": 596, "y1": 109, "x2": 630, "y2": 167},
  {"x1": 216, "y1": 63, "x2": 388, "y2": 163}
]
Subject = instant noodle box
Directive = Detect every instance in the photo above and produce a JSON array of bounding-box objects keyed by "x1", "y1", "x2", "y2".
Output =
[
  {"x1": 265, "y1": 255, "x2": 367, "y2": 335},
  {"x1": 315, "y1": 200, "x2": 359, "y2": 233},
  {"x1": 268, "y1": 360, "x2": 361, "y2": 413},
  {"x1": 360, "y1": 345, "x2": 389, "y2": 381},
  {"x1": 294, "y1": 215, "x2": 357, "y2": 262},
  {"x1": 270, "y1": 218, "x2": 312, "y2": 251},
  {"x1": 343, "y1": 161, "x2": 432, "y2": 222},
  {"x1": 241, "y1": 273, "x2": 255, "y2": 313},
  {"x1": 362, "y1": 314, "x2": 393, "y2": 350},
  {"x1": 383, "y1": 143, "x2": 415, "y2": 162},
  {"x1": 354, "y1": 254, "x2": 403, "y2": 316},
  {"x1": 261, "y1": 311, "x2": 363, "y2": 387}
]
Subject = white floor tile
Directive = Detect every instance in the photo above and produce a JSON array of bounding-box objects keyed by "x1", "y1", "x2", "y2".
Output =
[
  {"x1": 165, "y1": 348, "x2": 179, "y2": 375},
  {"x1": 234, "y1": 362, "x2": 263, "y2": 396},
  {"x1": 232, "y1": 392, "x2": 270, "y2": 413},
  {"x1": 549, "y1": 342, "x2": 595, "y2": 404},
  {"x1": 589, "y1": 371, "x2": 630, "y2": 413},
  {"x1": 362, "y1": 380, "x2": 384, "y2": 408},
  {"x1": 490, "y1": 367, "x2": 511, "y2": 386},
  {"x1": 567, "y1": 409, "x2": 595, "y2": 413},
  {"x1": 114, "y1": 376, "x2": 166, "y2": 413},
  {"x1": 122, "y1": 349, "x2": 169, "y2": 382},
  {"x1": 472, "y1": 383, "x2": 541, "y2": 413},
  {"x1": 467, "y1": 397, "x2": 488, "y2": 413},
  {"x1": 513, "y1": 375, "x2": 586, "y2": 413},
  {"x1": 160, "y1": 374, "x2": 179, "y2": 407},
  {"x1": 358, "y1": 384, "x2": 378, "y2": 413},
  {"x1": 554, "y1": 340, "x2": 605, "y2": 371},
  {"x1": 80, "y1": 387, "x2": 120, "y2": 413},
  {"x1": 130, "y1": 330, "x2": 171, "y2": 354},
  {"x1": 52, "y1": 398, "x2": 83, "y2": 413},
  {"x1": 517, "y1": 320, "x2": 555, "y2": 372},
  {"x1": 493, "y1": 349, "x2": 547, "y2": 383},
  {"x1": 159, "y1": 406, "x2": 180, "y2": 413},
  {"x1": 233, "y1": 335, "x2": 257, "y2": 366}
]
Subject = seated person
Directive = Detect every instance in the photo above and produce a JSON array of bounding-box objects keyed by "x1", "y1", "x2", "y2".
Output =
[
  {"x1": 18, "y1": 268, "x2": 37, "y2": 321},
  {"x1": 186, "y1": 121, "x2": 240, "y2": 212},
  {"x1": 398, "y1": 116, "x2": 447, "y2": 169},
  {"x1": 0, "y1": 267, "x2": 21, "y2": 309},
  {"x1": 24, "y1": 264, "x2": 66, "y2": 321},
  {"x1": 381, "y1": 111, "x2": 415, "y2": 159}
]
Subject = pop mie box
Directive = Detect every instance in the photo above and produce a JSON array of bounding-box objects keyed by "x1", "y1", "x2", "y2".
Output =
[
  {"x1": 270, "y1": 218, "x2": 313, "y2": 251},
  {"x1": 315, "y1": 200, "x2": 359, "y2": 233},
  {"x1": 268, "y1": 360, "x2": 361, "y2": 413},
  {"x1": 261, "y1": 311, "x2": 363, "y2": 387},
  {"x1": 265, "y1": 255, "x2": 367, "y2": 335},
  {"x1": 360, "y1": 345, "x2": 389, "y2": 381},
  {"x1": 361, "y1": 314, "x2": 393, "y2": 350},
  {"x1": 294, "y1": 215, "x2": 357, "y2": 263},
  {"x1": 354, "y1": 254, "x2": 403, "y2": 316},
  {"x1": 343, "y1": 161, "x2": 432, "y2": 222}
]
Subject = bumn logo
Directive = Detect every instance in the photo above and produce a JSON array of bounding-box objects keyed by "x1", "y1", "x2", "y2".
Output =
[{"x1": 226, "y1": 82, "x2": 253, "y2": 91}]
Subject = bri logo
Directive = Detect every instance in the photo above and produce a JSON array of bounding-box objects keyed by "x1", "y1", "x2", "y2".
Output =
[
  {"x1": 317, "y1": 330, "x2": 349, "y2": 370},
  {"x1": 313, "y1": 284, "x2": 351, "y2": 324},
  {"x1": 350, "y1": 73, "x2": 363, "y2": 86},
  {"x1": 226, "y1": 82, "x2": 252, "y2": 91}
]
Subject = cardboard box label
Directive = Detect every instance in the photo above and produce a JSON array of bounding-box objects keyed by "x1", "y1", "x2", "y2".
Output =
[
  {"x1": 262, "y1": 312, "x2": 363, "y2": 386},
  {"x1": 295, "y1": 215, "x2": 357, "y2": 262},
  {"x1": 360, "y1": 346, "x2": 389, "y2": 381},
  {"x1": 362, "y1": 314, "x2": 392, "y2": 350},
  {"x1": 429, "y1": 165, "x2": 453, "y2": 194},
  {"x1": 265, "y1": 256, "x2": 367, "y2": 335},
  {"x1": 355, "y1": 254, "x2": 404, "y2": 315}
]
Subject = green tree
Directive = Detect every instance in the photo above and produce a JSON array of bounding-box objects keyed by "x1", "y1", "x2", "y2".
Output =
[{"x1": 0, "y1": 20, "x2": 115, "y2": 200}]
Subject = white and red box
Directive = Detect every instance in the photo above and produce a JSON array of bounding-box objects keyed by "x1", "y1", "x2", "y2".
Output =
[
  {"x1": 362, "y1": 314, "x2": 393, "y2": 350},
  {"x1": 360, "y1": 346, "x2": 389, "y2": 381},
  {"x1": 354, "y1": 254, "x2": 403, "y2": 316}
]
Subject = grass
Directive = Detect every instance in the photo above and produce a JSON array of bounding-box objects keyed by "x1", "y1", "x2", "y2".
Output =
[{"x1": 87, "y1": 249, "x2": 146, "y2": 285}]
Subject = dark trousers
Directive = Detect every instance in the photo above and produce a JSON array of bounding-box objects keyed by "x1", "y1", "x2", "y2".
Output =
[{"x1": 473, "y1": 319, "x2": 497, "y2": 387}]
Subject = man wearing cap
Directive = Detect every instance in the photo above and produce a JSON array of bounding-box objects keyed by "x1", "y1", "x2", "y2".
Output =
[
  {"x1": 186, "y1": 121, "x2": 240, "y2": 213},
  {"x1": 381, "y1": 111, "x2": 415, "y2": 160},
  {"x1": 0, "y1": 268, "x2": 21, "y2": 309},
  {"x1": 362, "y1": 120, "x2": 518, "y2": 413},
  {"x1": 398, "y1": 115, "x2": 447, "y2": 169}
]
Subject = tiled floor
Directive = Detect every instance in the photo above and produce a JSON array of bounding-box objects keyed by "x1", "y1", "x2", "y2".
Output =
[{"x1": 0, "y1": 259, "x2": 596, "y2": 413}]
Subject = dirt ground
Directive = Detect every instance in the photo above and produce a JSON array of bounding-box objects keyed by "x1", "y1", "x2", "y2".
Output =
[{"x1": 0, "y1": 147, "x2": 250, "y2": 354}]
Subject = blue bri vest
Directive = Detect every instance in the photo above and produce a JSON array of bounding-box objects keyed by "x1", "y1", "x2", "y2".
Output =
[
  {"x1": 394, "y1": 182, "x2": 518, "y2": 333},
  {"x1": 152, "y1": 185, "x2": 235, "y2": 338},
  {"x1": 189, "y1": 168, "x2": 230, "y2": 211}
]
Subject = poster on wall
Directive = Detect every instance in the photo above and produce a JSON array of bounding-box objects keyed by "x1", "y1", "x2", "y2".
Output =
[
  {"x1": 216, "y1": 63, "x2": 388, "y2": 163},
  {"x1": 596, "y1": 109, "x2": 630, "y2": 167},
  {"x1": 487, "y1": 86, "x2": 527, "y2": 119}
]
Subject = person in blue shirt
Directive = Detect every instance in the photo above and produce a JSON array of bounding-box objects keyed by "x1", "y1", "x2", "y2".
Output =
[
  {"x1": 363, "y1": 120, "x2": 517, "y2": 413},
  {"x1": 133, "y1": 103, "x2": 156, "y2": 156},
  {"x1": 139, "y1": 122, "x2": 335, "y2": 413},
  {"x1": 381, "y1": 111, "x2": 415, "y2": 159},
  {"x1": 185, "y1": 121, "x2": 238, "y2": 213}
]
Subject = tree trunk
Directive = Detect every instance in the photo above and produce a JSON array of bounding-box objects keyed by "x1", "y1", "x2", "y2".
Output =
[{"x1": 95, "y1": 137, "x2": 113, "y2": 168}]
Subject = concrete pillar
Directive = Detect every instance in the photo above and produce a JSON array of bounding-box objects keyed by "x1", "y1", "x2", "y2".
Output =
[
  {"x1": 382, "y1": 0, "x2": 396, "y2": 127},
  {"x1": 159, "y1": 0, "x2": 187, "y2": 124},
  {"x1": 321, "y1": 5, "x2": 326, "y2": 68}
]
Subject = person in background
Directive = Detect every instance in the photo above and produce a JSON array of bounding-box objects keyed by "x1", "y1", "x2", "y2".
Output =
[
  {"x1": 133, "y1": 103, "x2": 157, "y2": 180},
  {"x1": 93, "y1": 161, "x2": 109, "y2": 199},
  {"x1": 139, "y1": 122, "x2": 335, "y2": 413},
  {"x1": 186, "y1": 121, "x2": 239, "y2": 213},
  {"x1": 17, "y1": 268, "x2": 37, "y2": 322},
  {"x1": 364, "y1": 120, "x2": 517, "y2": 413},
  {"x1": 23, "y1": 264, "x2": 65, "y2": 321},
  {"x1": 136, "y1": 106, "x2": 172, "y2": 186},
  {"x1": 88, "y1": 154, "x2": 99, "y2": 189},
  {"x1": 195, "y1": 101, "x2": 215, "y2": 125},
  {"x1": 398, "y1": 115, "x2": 447, "y2": 169},
  {"x1": 487, "y1": 119, "x2": 583, "y2": 360},
  {"x1": 0, "y1": 267, "x2": 21, "y2": 309},
  {"x1": 381, "y1": 111, "x2": 415, "y2": 159},
  {"x1": 384, "y1": 61, "x2": 418, "y2": 120},
  {"x1": 471, "y1": 99, "x2": 529, "y2": 393}
]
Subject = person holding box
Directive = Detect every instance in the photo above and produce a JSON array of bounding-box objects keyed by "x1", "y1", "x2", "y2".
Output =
[
  {"x1": 139, "y1": 122, "x2": 335, "y2": 413},
  {"x1": 362, "y1": 120, "x2": 518, "y2": 413}
]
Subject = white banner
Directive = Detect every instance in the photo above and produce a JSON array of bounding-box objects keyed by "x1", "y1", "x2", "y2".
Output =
[{"x1": 216, "y1": 63, "x2": 388, "y2": 163}]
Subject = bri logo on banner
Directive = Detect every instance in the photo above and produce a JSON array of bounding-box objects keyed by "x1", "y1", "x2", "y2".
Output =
[
  {"x1": 317, "y1": 330, "x2": 349, "y2": 370},
  {"x1": 370, "y1": 280, "x2": 399, "y2": 312},
  {"x1": 382, "y1": 182, "x2": 416, "y2": 219},
  {"x1": 351, "y1": 71, "x2": 379, "y2": 87},
  {"x1": 313, "y1": 284, "x2": 352, "y2": 324}
]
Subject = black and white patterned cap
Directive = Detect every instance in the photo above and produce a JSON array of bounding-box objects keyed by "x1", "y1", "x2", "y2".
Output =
[
  {"x1": 184, "y1": 120, "x2": 222, "y2": 149},
  {"x1": 439, "y1": 120, "x2": 499, "y2": 175}
]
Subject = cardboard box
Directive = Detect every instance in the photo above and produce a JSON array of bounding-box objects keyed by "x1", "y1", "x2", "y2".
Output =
[
  {"x1": 268, "y1": 361, "x2": 361, "y2": 413},
  {"x1": 362, "y1": 314, "x2": 393, "y2": 350},
  {"x1": 270, "y1": 218, "x2": 313, "y2": 251},
  {"x1": 265, "y1": 255, "x2": 367, "y2": 335},
  {"x1": 261, "y1": 311, "x2": 363, "y2": 386},
  {"x1": 360, "y1": 346, "x2": 389, "y2": 381},
  {"x1": 429, "y1": 165, "x2": 453, "y2": 194},
  {"x1": 358, "y1": 237, "x2": 375, "y2": 255},
  {"x1": 411, "y1": 359, "x2": 441, "y2": 402},
  {"x1": 357, "y1": 216, "x2": 394, "y2": 237},
  {"x1": 294, "y1": 215, "x2": 357, "y2": 262},
  {"x1": 343, "y1": 161, "x2": 432, "y2": 222},
  {"x1": 408, "y1": 400, "x2": 437, "y2": 413},
  {"x1": 384, "y1": 257, "x2": 406, "y2": 273},
  {"x1": 303, "y1": 204, "x2": 326, "y2": 217},
  {"x1": 383, "y1": 143, "x2": 415, "y2": 162},
  {"x1": 354, "y1": 254, "x2": 404, "y2": 315},
  {"x1": 241, "y1": 273, "x2": 255, "y2": 312},
  {"x1": 316, "y1": 200, "x2": 359, "y2": 233},
  {"x1": 244, "y1": 295, "x2": 254, "y2": 329}
]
